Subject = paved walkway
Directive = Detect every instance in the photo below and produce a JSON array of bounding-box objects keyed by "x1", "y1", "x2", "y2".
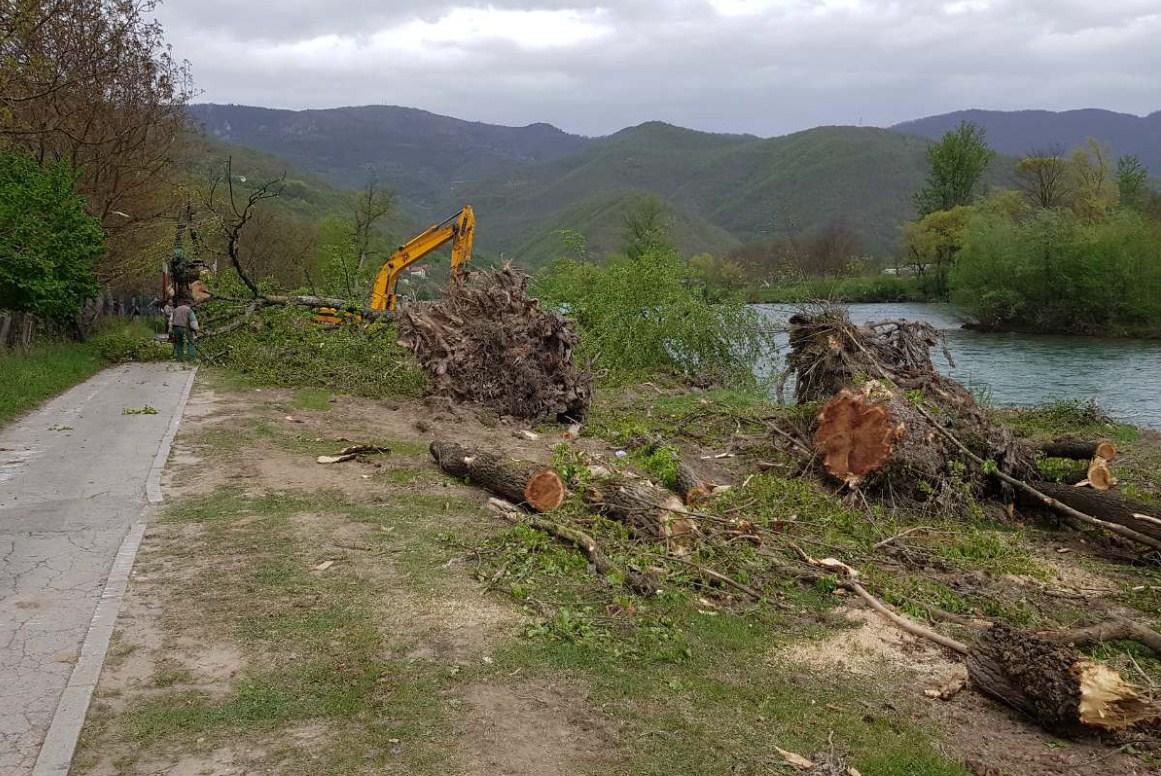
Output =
[{"x1": 0, "y1": 364, "x2": 195, "y2": 775}]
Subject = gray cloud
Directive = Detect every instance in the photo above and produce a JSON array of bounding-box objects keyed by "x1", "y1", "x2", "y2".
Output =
[{"x1": 154, "y1": 0, "x2": 1161, "y2": 136}]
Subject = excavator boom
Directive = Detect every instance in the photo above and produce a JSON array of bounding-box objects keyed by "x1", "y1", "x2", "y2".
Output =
[{"x1": 369, "y1": 206, "x2": 476, "y2": 312}]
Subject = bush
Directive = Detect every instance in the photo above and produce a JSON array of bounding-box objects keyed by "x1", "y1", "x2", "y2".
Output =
[
  {"x1": 747, "y1": 274, "x2": 925, "y2": 303},
  {"x1": 535, "y1": 247, "x2": 774, "y2": 384},
  {"x1": 198, "y1": 305, "x2": 426, "y2": 399},
  {"x1": 951, "y1": 208, "x2": 1161, "y2": 335},
  {"x1": 89, "y1": 321, "x2": 169, "y2": 363}
]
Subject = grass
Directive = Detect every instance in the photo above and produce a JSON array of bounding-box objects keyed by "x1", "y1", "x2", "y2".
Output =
[
  {"x1": 77, "y1": 378, "x2": 1161, "y2": 775},
  {"x1": 746, "y1": 274, "x2": 928, "y2": 304},
  {"x1": 0, "y1": 340, "x2": 105, "y2": 425}
]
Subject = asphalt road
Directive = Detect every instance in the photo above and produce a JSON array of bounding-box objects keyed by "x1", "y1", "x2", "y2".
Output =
[{"x1": 0, "y1": 364, "x2": 195, "y2": 775}]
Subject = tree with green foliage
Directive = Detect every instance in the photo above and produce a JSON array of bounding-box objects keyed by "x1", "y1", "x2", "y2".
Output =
[
  {"x1": 1115, "y1": 155, "x2": 1149, "y2": 212},
  {"x1": 0, "y1": 151, "x2": 103, "y2": 322},
  {"x1": 536, "y1": 244, "x2": 772, "y2": 384},
  {"x1": 1016, "y1": 150, "x2": 1070, "y2": 209},
  {"x1": 950, "y1": 207, "x2": 1161, "y2": 335},
  {"x1": 914, "y1": 122, "x2": 995, "y2": 216},
  {"x1": 1068, "y1": 139, "x2": 1118, "y2": 220},
  {"x1": 902, "y1": 205, "x2": 973, "y2": 298},
  {"x1": 622, "y1": 195, "x2": 672, "y2": 261}
]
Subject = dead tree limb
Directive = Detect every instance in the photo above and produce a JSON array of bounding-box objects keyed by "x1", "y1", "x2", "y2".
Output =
[
  {"x1": 582, "y1": 475, "x2": 700, "y2": 550},
  {"x1": 1024, "y1": 481, "x2": 1161, "y2": 544},
  {"x1": 1043, "y1": 618, "x2": 1161, "y2": 658}
]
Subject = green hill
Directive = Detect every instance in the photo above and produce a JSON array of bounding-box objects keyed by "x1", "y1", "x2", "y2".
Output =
[
  {"x1": 182, "y1": 105, "x2": 1019, "y2": 267},
  {"x1": 459, "y1": 123, "x2": 945, "y2": 261}
]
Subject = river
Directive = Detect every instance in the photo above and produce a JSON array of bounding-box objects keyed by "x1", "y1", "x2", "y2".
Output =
[{"x1": 756, "y1": 303, "x2": 1161, "y2": 430}]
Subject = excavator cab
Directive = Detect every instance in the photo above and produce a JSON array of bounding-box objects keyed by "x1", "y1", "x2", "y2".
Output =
[{"x1": 315, "y1": 206, "x2": 476, "y2": 324}]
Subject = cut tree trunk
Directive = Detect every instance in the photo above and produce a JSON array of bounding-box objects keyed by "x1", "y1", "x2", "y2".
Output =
[
  {"x1": 965, "y1": 624, "x2": 1153, "y2": 734},
  {"x1": 1026, "y1": 481, "x2": 1161, "y2": 544},
  {"x1": 1038, "y1": 438, "x2": 1116, "y2": 462},
  {"x1": 674, "y1": 459, "x2": 714, "y2": 506},
  {"x1": 582, "y1": 475, "x2": 700, "y2": 552},
  {"x1": 430, "y1": 441, "x2": 566, "y2": 512}
]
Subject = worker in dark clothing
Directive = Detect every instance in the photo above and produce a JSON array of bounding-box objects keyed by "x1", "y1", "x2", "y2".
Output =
[{"x1": 170, "y1": 299, "x2": 199, "y2": 361}]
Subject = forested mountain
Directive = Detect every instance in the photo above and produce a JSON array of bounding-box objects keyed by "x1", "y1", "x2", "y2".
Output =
[
  {"x1": 188, "y1": 104, "x2": 1024, "y2": 262},
  {"x1": 187, "y1": 104, "x2": 590, "y2": 216},
  {"x1": 892, "y1": 109, "x2": 1161, "y2": 173}
]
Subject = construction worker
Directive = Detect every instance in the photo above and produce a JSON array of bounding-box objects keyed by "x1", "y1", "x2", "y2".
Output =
[{"x1": 170, "y1": 299, "x2": 199, "y2": 361}]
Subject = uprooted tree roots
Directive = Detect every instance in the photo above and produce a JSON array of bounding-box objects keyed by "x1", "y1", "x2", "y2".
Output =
[
  {"x1": 788, "y1": 308, "x2": 1039, "y2": 500},
  {"x1": 398, "y1": 265, "x2": 593, "y2": 421}
]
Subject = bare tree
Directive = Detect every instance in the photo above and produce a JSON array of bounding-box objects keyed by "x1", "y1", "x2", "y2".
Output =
[
  {"x1": 1016, "y1": 147, "x2": 1070, "y2": 209},
  {"x1": 352, "y1": 180, "x2": 394, "y2": 271},
  {"x1": 206, "y1": 158, "x2": 285, "y2": 298}
]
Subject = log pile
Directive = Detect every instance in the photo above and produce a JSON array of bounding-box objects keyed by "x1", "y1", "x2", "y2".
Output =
[
  {"x1": 788, "y1": 309, "x2": 1038, "y2": 499},
  {"x1": 398, "y1": 265, "x2": 593, "y2": 421}
]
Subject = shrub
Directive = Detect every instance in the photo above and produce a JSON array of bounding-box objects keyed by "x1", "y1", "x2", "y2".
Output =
[
  {"x1": 198, "y1": 305, "x2": 426, "y2": 399},
  {"x1": 89, "y1": 321, "x2": 169, "y2": 363},
  {"x1": 535, "y1": 247, "x2": 774, "y2": 384}
]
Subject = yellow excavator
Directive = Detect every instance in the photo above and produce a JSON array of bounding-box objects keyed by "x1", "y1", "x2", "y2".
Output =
[{"x1": 316, "y1": 205, "x2": 476, "y2": 324}]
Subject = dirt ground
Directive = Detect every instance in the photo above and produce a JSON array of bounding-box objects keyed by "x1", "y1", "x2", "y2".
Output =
[{"x1": 72, "y1": 375, "x2": 1158, "y2": 775}]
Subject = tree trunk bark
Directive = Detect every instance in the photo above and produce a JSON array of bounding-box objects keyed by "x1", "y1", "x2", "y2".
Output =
[
  {"x1": 0, "y1": 313, "x2": 10, "y2": 348},
  {"x1": 1038, "y1": 438, "x2": 1116, "y2": 461},
  {"x1": 965, "y1": 624, "x2": 1152, "y2": 734},
  {"x1": 674, "y1": 459, "x2": 713, "y2": 505},
  {"x1": 582, "y1": 475, "x2": 699, "y2": 551},
  {"x1": 1027, "y1": 481, "x2": 1161, "y2": 543},
  {"x1": 429, "y1": 441, "x2": 565, "y2": 512}
]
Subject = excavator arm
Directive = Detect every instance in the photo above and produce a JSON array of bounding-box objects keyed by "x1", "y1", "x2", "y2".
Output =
[{"x1": 369, "y1": 206, "x2": 476, "y2": 312}]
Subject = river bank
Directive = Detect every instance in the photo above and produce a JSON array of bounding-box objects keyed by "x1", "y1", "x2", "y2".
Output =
[{"x1": 756, "y1": 302, "x2": 1161, "y2": 430}]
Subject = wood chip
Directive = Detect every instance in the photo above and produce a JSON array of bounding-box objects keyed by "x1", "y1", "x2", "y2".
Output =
[
  {"x1": 774, "y1": 746, "x2": 815, "y2": 770},
  {"x1": 317, "y1": 453, "x2": 357, "y2": 464},
  {"x1": 515, "y1": 430, "x2": 540, "y2": 441},
  {"x1": 312, "y1": 560, "x2": 335, "y2": 572}
]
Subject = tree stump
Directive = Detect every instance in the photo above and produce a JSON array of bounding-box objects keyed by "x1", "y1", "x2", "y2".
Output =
[{"x1": 430, "y1": 441, "x2": 566, "y2": 512}]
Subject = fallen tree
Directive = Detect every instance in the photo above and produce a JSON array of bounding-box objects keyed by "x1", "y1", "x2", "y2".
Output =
[
  {"x1": 1025, "y1": 481, "x2": 1161, "y2": 544},
  {"x1": 430, "y1": 441, "x2": 566, "y2": 512},
  {"x1": 1039, "y1": 438, "x2": 1117, "y2": 461},
  {"x1": 399, "y1": 265, "x2": 592, "y2": 421},
  {"x1": 789, "y1": 309, "x2": 1038, "y2": 499}
]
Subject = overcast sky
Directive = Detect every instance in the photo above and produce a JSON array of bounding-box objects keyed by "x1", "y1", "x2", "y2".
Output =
[{"x1": 155, "y1": 0, "x2": 1161, "y2": 137}]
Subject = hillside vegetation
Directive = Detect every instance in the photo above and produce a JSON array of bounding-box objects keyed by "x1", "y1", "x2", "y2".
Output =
[
  {"x1": 187, "y1": 105, "x2": 1003, "y2": 261},
  {"x1": 894, "y1": 108, "x2": 1161, "y2": 175},
  {"x1": 188, "y1": 104, "x2": 589, "y2": 216}
]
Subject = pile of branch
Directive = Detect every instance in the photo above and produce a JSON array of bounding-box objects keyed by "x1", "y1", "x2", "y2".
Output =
[
  {"x1": 398, "y1": 265, "x2": 593, "y2": 421},
  {"x1": 788, "y1": 308, "x2": 1039, "y2": 500}
]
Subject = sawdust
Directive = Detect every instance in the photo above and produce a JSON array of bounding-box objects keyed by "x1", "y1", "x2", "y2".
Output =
[{"x1": 779, "y1": 606, "x2": 955, "y2": 679}]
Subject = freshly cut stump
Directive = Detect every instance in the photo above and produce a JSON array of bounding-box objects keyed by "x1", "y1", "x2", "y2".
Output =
[
  {"x1": 430, "y1": 441, "x2": 566, "y2": 512},
  {"x1": 674, "y1": 460, "x2": 714, "y2": 506},
  {"x1": 966, "y1": 624, "x2": 1154, "y2": 735},
  {"x1": 814, "y1": 387, "x2": 900, "y2": 486}
]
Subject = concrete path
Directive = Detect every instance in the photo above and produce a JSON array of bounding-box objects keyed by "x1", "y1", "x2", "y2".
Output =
[{"x1": 0, "y1": 364, "x2": 196, "y2": 776}]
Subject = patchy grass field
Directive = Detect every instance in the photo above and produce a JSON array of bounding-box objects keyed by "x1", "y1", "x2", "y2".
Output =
[
  {"x1": 0, "y1": 341, "x2": 105, "y2": 425},
  {"x1": 74, "y1": 374, "x2": 1161, "y2": 775}
]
